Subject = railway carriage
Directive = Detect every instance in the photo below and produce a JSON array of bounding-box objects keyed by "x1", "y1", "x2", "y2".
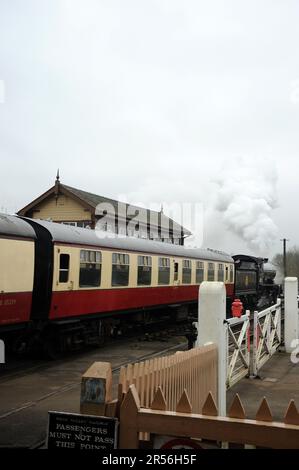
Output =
[
  {"x1": 0, "y1": 214, "x2": 235, "y2": 354},
  {"x1": 38, "y1": 221, "x2": 235, "y2": 320},
  {"x1": 0, "y1": 214, "x2": 36, "y2": 331}
]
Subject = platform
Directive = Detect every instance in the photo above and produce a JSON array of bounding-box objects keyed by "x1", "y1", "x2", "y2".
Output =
[{"x1": 227, "y1": 351, "x2": 299, "y2": 420}]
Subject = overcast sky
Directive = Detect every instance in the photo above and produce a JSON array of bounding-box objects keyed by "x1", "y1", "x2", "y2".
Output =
[{"x1": 1, "y1": 0, "x2": 299, "y2": 259}]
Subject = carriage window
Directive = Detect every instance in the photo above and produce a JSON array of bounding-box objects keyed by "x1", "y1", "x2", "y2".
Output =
[
  {"x1": 79, "y1": 250, "x2": 101, "y2": 287},
  {"x1": 218, "y1": 263, "x2": 224, "y2": 282},
  {"x1": 137, "y1": 256, "x2": 152, "y2": 285},
  {"x1": 59, "y1": 254, "x2": 70, "y2": 283},
  {"x1": 112, "y1": 253, "x2": 130, "y2": 286},
  {"x1": 229, "y1": 265, "x2": 234, "y2": 282},
  {"x1": 182, "y1": 259, "x2": 192, "y2": 284},
  {"x1": 225, "y1": 265, "x2": 229, "y2": 281},
  {"x1": 207, "y1": 262, "x2": 215, "y2": 281},
  {"x1": 158, "y1": 257, "x2": 170, "y2": 285},
  {"x1": 196, "y1": 261, "x2": 204, "y2": 283}
]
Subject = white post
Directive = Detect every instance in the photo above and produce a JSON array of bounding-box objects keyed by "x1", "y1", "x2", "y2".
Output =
[
  {"x1": 196, "y1": 281, "x2": 227, "y2": 416},
  {"x1": 284, "y1": 277, "x2": 299, "y2": 353},
  {"x1": 252, "y1": 311, "x2": 258, "y2": 377}
]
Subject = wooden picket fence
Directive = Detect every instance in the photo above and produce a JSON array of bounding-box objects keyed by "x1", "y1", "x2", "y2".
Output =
[
  {"x1": 80, "y1": 344, "x2": 299, "y2": 449},
  {"x1": 120, "y1": 385, "x2": 299, "y2": 449},
  {"x1": 117, "y1": 344, "x2": 217, "y2": 414}
]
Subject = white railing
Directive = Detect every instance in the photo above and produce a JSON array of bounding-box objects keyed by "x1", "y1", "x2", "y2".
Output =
[
  {"x1": 225, "y1": 312, "x2": 251, "y2": 389},
  {"x1": 252, "y1": 299, "x2": 282, "y2": 377}
]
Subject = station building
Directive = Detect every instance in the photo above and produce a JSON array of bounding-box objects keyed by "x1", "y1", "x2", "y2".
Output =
[{"x1": 17, "y1": 174, "x2": 191, "y2": 245}]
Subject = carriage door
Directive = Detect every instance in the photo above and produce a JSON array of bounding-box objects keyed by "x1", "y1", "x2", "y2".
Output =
[
  {"x1": 56, "y1": 247, "x2": 74, "y2": 291},
  {"x1": 174, "y1": 260, "x2": 180, "y2": 285}
]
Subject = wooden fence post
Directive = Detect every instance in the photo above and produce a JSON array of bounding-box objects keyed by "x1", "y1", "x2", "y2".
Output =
[
  {"x1": 119, "y1": 384, "x2": 140, "y2": 449},
  {"x1": 80, "y1": 362, "x2": 112, "y2": 416}
]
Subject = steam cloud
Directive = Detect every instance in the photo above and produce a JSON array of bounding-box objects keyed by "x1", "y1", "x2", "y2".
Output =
[{"x1": 214, "y1": 159, "x2": 278, "y2": 254}]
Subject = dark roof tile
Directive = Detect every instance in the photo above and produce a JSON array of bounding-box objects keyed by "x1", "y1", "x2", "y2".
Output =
[{"x1": 63, "y1": 184, "x2": 191, "y2": 235}]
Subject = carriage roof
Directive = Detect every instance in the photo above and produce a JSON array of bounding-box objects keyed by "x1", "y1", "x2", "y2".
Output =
[{"x1": 28, "y1": 218, "x2": 233, "y2": 263}]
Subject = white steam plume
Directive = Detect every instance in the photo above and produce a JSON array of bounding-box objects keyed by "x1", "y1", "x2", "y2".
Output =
[{"x1": 214, "y1": 158, "x2": 278, "y2": 254}]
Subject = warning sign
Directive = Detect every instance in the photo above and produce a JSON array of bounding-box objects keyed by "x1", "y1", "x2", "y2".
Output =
[{"x1": 47, "y1": 411, "x2": 118, "y2": 450}]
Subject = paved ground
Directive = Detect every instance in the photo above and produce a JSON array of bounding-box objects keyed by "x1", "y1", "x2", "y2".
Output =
[
  {"x1": 227, "y1": 351, "x2": 299, "y2": 421},
  {"x1": 1, "y1": 342, "x2": 298, "y2": 448},
  {"x1": 0, "y1": 337, "x2": 186, "y2": 448}
]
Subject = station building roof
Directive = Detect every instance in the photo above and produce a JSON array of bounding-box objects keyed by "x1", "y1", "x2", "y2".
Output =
[{"x1": 17, "y1": 175, "x2": 192, "y2": 237}]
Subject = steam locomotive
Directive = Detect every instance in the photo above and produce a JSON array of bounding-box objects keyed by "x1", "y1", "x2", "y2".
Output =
[
  {"x1": 0, "y1": 214, "x2": 279, "y2": 355},
  {"x1": 233, "y1": 254, "x2": 280, "y2": 311}
]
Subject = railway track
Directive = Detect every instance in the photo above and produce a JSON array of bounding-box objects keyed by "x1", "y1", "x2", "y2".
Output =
[{"x1": 0, "y1": 317, "x2": 190, "y2": 382}]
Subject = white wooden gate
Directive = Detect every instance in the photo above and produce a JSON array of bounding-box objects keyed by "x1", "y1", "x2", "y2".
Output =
[
  {"x1": 252, "y1": 299, "x2": 282, "y2": 376},
  {"x1": 226, "y1": 312, "x2": 250, "y2": 389}
]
